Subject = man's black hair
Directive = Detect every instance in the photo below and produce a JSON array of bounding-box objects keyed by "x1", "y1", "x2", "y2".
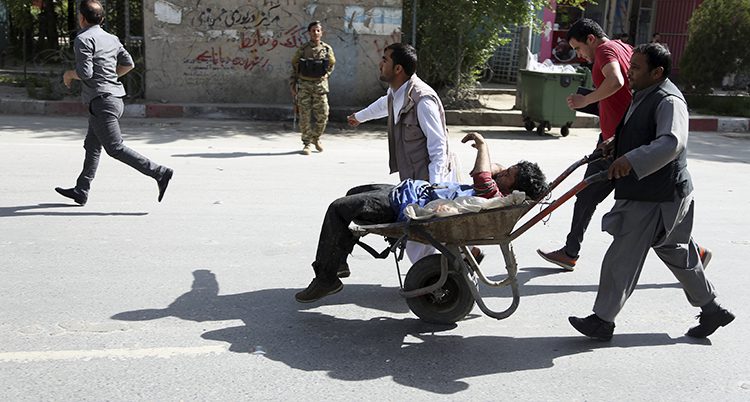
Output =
[
  {"x1": 513, "y1": 161, "x2": 548, "y2": 200},
  {"x1": 384, "y1": 43, "x2": 417, "y2": 76},
  {"x1": 308, "y1": 20, "x2": 321, "y2": 32},
  {"x1": 634, "y1": 43, "x2": 672, "y2": 78},
  {"x1": 80, "y1": 0, "x2": 104, "y2": 25},
  {"x1": 566, "y1": 18, "x2": 606, "y2": 42}
]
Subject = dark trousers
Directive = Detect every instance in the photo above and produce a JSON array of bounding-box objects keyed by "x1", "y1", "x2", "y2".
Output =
[
  {"x1": 313, "y1": 184, "x2": 396, "y2": 282},
  {"x1": 75, "y1": 95, "x2": 164, "y2": 193},
  {"x1": 563, "y1": 139, "x2": 615, "y2": 258}
]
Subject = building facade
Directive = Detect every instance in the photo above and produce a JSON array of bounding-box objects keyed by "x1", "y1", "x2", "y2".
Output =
[
  {"x1": 144, "y1": 0, "x2": 403, "y2": 105},
  {"x1": 535, "y1": 0, "x2": 703, "y2": 76}
]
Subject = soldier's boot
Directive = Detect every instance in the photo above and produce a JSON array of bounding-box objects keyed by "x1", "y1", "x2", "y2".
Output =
[
  {"x1": 301, "y1": 144, "x2": 312, "y2": 155},
  {"x1": 313, "y1": 139, "x2": 323, "y2": 152}
]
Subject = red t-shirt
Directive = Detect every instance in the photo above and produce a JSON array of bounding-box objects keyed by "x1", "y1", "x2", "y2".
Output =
[
  {"x1": 471, "y1": 171, "x2": 501, "y2": 198},
  {"x1": 592, "y1": 39, "x2": 633, "y2": 140}
]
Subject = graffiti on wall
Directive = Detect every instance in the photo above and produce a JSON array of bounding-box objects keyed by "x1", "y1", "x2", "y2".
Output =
[
  {"x1": 372, "y1": 30, "x2": 401, "y2": 55},
  {"x1": 161, "y1": 1, "x2": 311, "y2": 78},
  {"x1": 343, "y1": 6, "x2": 401, "y2": 35},
  {"x1": 147, "y1": 1, "x2": 403, "y2": 102},
  {"x1": 188, "y1": 1, "x2": 284, "y2": 30},
  {"x1": 183, "y1": 25, "x2": 306, "y2": 73},
  {"x1": 238, "y1": 26, "x2": 307, "y2": 51}
]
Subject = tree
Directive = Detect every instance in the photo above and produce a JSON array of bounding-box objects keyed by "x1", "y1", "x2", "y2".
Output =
[
  {"x1": 680, "y1": 0, "x2": 750, "y2": 93},
  {"x1": 403, "y1": 0, "x2": 588, "y2": 105},
  {"x1": 38, "y1": 0, "x2": 59, "y2": 50},
  {"x1": 1, "y1": 0, "x2": 35, "y2": 57}
]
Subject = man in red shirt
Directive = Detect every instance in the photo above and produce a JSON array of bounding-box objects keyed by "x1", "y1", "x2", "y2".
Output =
[
  {"x1": 537, "y1": 18, "x2": 632, "y2": 270},
  {"x1": 538, "y1": 19, "x2": 712, "y2": 271}
]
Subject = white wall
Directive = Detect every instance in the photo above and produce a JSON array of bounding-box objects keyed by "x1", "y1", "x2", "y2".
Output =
[{"x1": 144, "y1": 0, "x2": 403, "y2": 105}]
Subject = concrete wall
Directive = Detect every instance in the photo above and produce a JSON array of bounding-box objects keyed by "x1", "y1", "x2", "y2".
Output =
[{"x1": 143, "y1": 0, "x2": 403, "y2": 106}]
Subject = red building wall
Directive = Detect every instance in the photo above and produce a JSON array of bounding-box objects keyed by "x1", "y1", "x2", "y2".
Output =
[{"x1": 653, "y1": 0, "x2": 703, "y2": 74}]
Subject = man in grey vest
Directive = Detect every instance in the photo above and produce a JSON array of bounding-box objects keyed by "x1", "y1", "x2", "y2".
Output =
[
  {"x1": 56, "y1": 0, "x2": 172, "y2": 206},
  {"x1": 347, "y1": 43, "x2": 458, "y2": 265},
  {"x1": 569, "y1": 44, "x2": 733, "y2": 341}
]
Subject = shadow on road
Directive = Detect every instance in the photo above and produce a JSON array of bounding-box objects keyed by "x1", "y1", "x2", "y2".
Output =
[
  {"x1": 112, "y1": 269, "x2": 700, "y2": 394},
  {"x1": 687, "y1": 134, "x2": 750, "y2": 164},
  {"x1": 480, "y1": 267, "x2": 681, "y2": 298},
  {"x1": 0, "y1": 203, "x2": 148, "y2": 217},
  {"x1": 477, "y1": 129, "x2": 563, "y2": 141},
  {"x1": 0, "y1": 117, "x2": 387, "y2": 144},
  {"x1": 172, "y1": 151, "x2": 302, "y2": 158}
]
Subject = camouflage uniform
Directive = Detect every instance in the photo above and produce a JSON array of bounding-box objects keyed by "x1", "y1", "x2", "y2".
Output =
[{"x1": 290, "y1": 40, "x2": 336, "y2": 148}]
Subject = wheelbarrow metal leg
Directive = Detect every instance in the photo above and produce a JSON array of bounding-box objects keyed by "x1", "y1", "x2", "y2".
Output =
[
  {"x1": 459, "y1": 244, "x2": 516, "y2": 288},
  {"x1": 464, "y1": 242, "x2": 520, "y2": 320}
]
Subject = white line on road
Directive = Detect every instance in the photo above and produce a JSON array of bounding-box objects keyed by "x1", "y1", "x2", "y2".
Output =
[{"x1": 0, "y1": 345, "x2": 229, "y2": 363}]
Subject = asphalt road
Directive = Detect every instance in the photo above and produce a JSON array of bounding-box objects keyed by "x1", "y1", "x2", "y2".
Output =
[{"x1": 1, "y1": 115, "x2": 748, "y2": 400}]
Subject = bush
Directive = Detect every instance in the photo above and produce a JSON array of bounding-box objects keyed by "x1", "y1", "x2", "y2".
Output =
[
  {"x1": 25, "y1": 72, "x2": 77, "y2": 100},
  {"x1": 680, "y1": 0, "x2": 750, "y2": 93},
  {"x1": 685, "y1": 93, "x2": 750, "y2": 117},
  {"x1": 403, "y1": 0, "x2": 587, "y2": 105}
]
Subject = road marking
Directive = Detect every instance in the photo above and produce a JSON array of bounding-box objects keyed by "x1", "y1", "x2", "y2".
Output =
[{"x1": 0, "y1": 345, "x2": 228, "y2": 363}]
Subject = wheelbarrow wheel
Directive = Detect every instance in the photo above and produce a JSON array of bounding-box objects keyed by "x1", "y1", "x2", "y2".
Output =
[
  {"x1": 536, "y1": 123, "x2": 546, "y2": 136},
  {"x1": 523, "y1": 117, "x2": 535, "y2": 132},
  {"x1": 404, "y1": 254, "x2": 476, "y2": 324},
  {"x1": 561, "y1": 124, "x2": 570, "y2": 137}
]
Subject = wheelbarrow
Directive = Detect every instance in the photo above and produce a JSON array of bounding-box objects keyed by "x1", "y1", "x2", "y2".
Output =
[{"x1": 350, "y1": 150, "x2": 609, "y2": 324}]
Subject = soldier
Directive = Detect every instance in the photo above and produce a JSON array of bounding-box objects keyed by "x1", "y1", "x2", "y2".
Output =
[{"x1": 290, "y1": 21, "x2": 336, "y2": 155}]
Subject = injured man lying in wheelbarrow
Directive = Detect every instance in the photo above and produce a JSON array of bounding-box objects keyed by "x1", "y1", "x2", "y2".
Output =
[{"x1": 295, "y1": 132, "x2": 548, "y2": 303}]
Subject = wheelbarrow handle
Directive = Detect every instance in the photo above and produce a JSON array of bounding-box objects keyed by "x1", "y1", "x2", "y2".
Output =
[
  {"x1": 586, "y1": 148, "x2": 605, "y2": 162},
  {"x1": 585, "y1": 169, "x2": 610, "y2": 184},
  {"x1": 509, "y1": 170, "x2": 610, "y2": 242},
  {"x1": 532, "y1": 149, "x2": 607, "y2": 203}
]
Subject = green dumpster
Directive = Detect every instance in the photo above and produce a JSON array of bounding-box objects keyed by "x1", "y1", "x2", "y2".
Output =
[{"x1": 518, "y1": 69, "x2": 586, "y2": 137}]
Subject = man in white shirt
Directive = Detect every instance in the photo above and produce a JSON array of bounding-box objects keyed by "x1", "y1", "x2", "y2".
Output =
[{"x1": 347, "y1": 43, "x2": 455, "y2": 264}]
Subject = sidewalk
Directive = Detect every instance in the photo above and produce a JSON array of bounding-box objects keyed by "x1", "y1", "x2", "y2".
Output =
[{"x1": 1, "y1": 83, "x2": 748, "y2": 133}]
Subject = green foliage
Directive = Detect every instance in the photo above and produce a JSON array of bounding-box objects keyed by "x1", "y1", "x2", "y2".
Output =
[
  {"x1": 685, "y1": 93, "x2": 750, "y2": 117},
  {"x1": 0, "y1": 0, "x2": 34, "y2": 30},
  {"x1": 25, "y1": 73, "x2": 66, "y2": 100},
  {"x1": 680, "y1": 0, "x2": 750, "y2": 93},
  {"x1": 0, "y1": 73, "x2": 24, "y2": 86},
  {"x1": 403, "y1": 0, "x2": 587, "y2": 105}
]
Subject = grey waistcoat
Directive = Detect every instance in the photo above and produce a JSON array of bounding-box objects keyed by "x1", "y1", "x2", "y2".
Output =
[
  {"x1": 614, "y1": 80, "x2": 693, "y2": 201},
  {"x1": 387, "y1": 76, "x2": 448, "y2": 181}
]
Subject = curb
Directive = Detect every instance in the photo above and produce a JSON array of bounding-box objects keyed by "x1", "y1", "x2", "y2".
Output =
[
  {"x1": 444, "y1": 109, "x2": 600, "y2": 129},
  {"x1": 689, "y1": 116, "x2": 750, "y2": 133},
  {"x1": 1, "y1": 97, "x2": 748, "y2": 132}
]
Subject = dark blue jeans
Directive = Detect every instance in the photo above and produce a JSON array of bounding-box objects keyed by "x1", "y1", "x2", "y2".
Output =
[
  {"x1": 564, "y1": 138, "x2": 615, "y2": 257},
  {"x1": 313, "y1": 184, "x2": 396, "y2": 283},
  {"x1": 75, "y1": 95, "x2": 166, "y2": 193}
]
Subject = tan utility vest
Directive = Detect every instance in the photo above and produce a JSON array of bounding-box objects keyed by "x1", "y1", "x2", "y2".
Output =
[{"x1": 387, "y1": 75, "x2": 449, "y2": 181}]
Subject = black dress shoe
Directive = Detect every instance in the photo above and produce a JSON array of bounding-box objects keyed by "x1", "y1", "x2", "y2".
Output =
[
  {"x1": 686, "y1": 308, "x2": 735, "y2": 338},
  {"x1": 295, "y1": 278, "x2": 343, "y2": 303},
  {"x1": 569, "y1": 314, "x2": 615, "y2": 341},
  {"x1": 55, "y1": 187, "x2": 87, "y2": 206},
  {"x1": 157, "y1": 168, "x2": 173, "y2": 202}
]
